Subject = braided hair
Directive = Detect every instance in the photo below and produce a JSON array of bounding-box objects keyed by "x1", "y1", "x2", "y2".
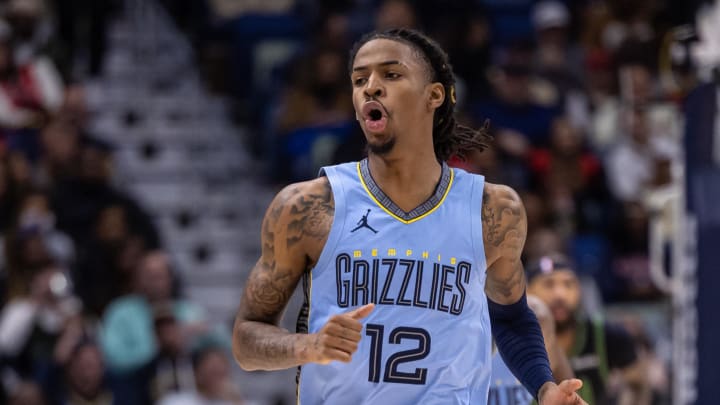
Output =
[{"x1": 349, "y1": 28, "x2": 492, "y2": 161}]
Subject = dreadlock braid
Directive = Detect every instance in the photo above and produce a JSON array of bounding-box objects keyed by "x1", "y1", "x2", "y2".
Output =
[{"x1": 349, "y1": 28, "x2": 492, "y2": 161}]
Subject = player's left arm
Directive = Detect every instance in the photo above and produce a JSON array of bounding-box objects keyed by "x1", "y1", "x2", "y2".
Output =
[
  {"x1": 483, "y1": 184, "x2": 586, "y2": 404},
  {"x1": 528, "y1": 295, "x2": 576, "y2": 382},
  {"x1": 483, "y1": 184, "x2": 527, "y2": 305}
]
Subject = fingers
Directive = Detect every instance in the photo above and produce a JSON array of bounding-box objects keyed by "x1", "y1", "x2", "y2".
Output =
[
  {"x1": 558, "y1": 379, "x2": 583, "y2": 395},
  {"x1": 328, "y1": 314, "x2": 364, "y2": 333},
  {"x1": 312, "y1": 305, "x2": 374, "y2": 364},
  {"x1": 324, "y1": 321, "x2": 362, "y2": 341},
  {"x1": 346, "y1": 303, "x2": 375, "y2": 320},
  {"x1": 316, "y1": 347, "x2": 353, "y2": 364},
  {"x1": 319, "y1": 332, "x2": 359, "y2": 355}
]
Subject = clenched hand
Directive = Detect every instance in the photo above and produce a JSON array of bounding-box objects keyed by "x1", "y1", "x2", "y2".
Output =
[{"x1": 305, "y1": 304, "x2": 375, "y2": 364}]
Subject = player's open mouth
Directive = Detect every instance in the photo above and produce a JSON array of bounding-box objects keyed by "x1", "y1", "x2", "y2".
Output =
[{"x1": 362, "y1": 101, "x2": 388, "y2": 133}]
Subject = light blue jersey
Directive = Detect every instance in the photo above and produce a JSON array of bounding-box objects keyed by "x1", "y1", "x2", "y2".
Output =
[
  {"x1": 297, "y1": 159, "x2": 492, "y2": 404},
  {"x1": 489, "y1": 351, "x2": 534, "y2": 405}
]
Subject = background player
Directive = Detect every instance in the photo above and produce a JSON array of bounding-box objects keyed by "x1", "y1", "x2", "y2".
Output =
[
  {"x1": 526, "y1": 253, "x2": 649, "y2": 404},
  {"x1": 232, "y1": 28, "x2": 587, "y2": 404}
]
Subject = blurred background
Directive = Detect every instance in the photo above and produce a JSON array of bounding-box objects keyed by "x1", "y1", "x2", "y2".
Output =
[{"x1": 0, "y1": 0, "x2": 717, "y2": 404}]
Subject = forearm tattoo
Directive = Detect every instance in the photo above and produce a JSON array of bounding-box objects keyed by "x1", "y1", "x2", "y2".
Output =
[{"x1": 234, "y1": 179, "x2": 334, "y2": 369}]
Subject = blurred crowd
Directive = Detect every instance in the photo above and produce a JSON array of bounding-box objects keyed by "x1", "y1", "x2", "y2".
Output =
[
  {"x1": 193, "y1": 0, "x2": 713, "y2": 404},
  {"x1": 0, "y1": 0, "x2": 708, "y2": 403},
  {"x1": 0, "y1": 1, "x2": 238, "y2": 405}
]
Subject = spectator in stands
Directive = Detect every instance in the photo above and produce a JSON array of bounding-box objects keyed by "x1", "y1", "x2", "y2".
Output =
[
  {"x1": 470, "y1": 56, "x2": 559, "y2": 160},
  {"x1": 49, "y1": 0, "x2": 111, "y2": 78},
  {"x1": 38, "y1": 119, "x2": 80, "y2": 184},
  {"x1": 608, "y1": 201, "x2": 660, "y2": 301},
  {"x1": 0, "y1": 21, "x2": 48, "y2": 127},
  {"x1": 0, "y1": 264, "x2": 81, "y2": 381},
  {"x1": 584, "y1": 48, "x2": 620, "y2": 152},
  {"x1": 374, "y1": 0, "x2": 418, "y2": 31},
  {"x1": 0, "y1": 18, "x2": 64, "y2": 161},
  {"x1": 100, "y1": 251, "x2": 208, "y2": 375},
  {"x1": 142, "y1": 303, "x2": 198, "y2": 404},
  {"x1": 15, "y1": 189, "x2": 74, "y2": 268},
  {"x1": 74, "y1": 204, "x2": 143, "y2": 317},
  {"x1": 50, "y1": 134, "x2": 160, "y2": 248},
  {"x1": 447, "y1": 11, "x2": 492, "y2": 106},
  {"x1": 590, "y1": 57, "x2": 682, "y2": 153},
  {"x1": 529, "y1": 117, "x2": 608, "y2": 238},
  {"x1": 605, "y1": 107, "x2": 676, "y2": 203},
  {"x1": 618, "y1": 317, "x2": 670, "y2": 404},
  {"x1": 275, "y1": 46, "x2": 352, "y2": 136},
  {"x1": 64, "y1": 342, "x2": 112, "y2": 405},
  {"x1": 7, "y1": 380, "x2": 47, "y2": 405},
  {"x1": 57, "y1": 85, "x2": 89, "y2": 129},
  {"x1": 3, "y1": 219, "x2": 53, "y2": 300},
  {"x1": 532, "y1": 1, "x2": 576, "y2": 83},
  {"x1": 531, "y1": 1, "x2": 589, "y2": 128},
  {"x1": 6, "y1": 149, "x2": 34, "y2": 197},
  {"x1": 158, "y1": 346, "x2": 244, "y2": 405},
  {"x1": 4, "y1": 0, "x2": 55, "y2": 63},
  {"x1": 526, "y1": 253, "x2": 649, "y2": 405},
  {"x1": 273, "y1": 46, "x2": 354, "y2": 180},
  {"x1": 52, "y1": 340, "x2": 114, "y2": 405},
  {"x1": 524, "y1": 227, "x2": 564, "y2": 262}
]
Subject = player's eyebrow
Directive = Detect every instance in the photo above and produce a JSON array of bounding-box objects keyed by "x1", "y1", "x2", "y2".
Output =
[{"x1": 352, "y1": 60, "x2": 403, "y2": 72}]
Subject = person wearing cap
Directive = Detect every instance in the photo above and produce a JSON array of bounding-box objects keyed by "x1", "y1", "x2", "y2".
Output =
[
  {"x1": 531, "y1": 1, "x2": 588, "y2": 127},
  {"x1": 526, "y1": 253, "x2": 648, "y2": 404}
]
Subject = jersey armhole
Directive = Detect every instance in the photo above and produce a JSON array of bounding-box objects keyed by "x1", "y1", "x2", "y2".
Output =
[
  {"x1": 311, "y1": 166, "x2": 347, "y2": 277},
  {"x1": 470, "y1": 174, "x2": 488, "y2": 280}
]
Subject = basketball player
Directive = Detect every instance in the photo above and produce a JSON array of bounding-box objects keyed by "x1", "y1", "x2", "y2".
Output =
[
  {"x1": 526, "y1": 253, "x2": 647, "y2": 404},
  {"x1": 232, "y1": 28, "x2": 587, "y2": 404}
]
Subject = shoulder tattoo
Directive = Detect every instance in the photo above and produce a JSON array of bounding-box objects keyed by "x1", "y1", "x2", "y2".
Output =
[
  {"x1": 286, "y1": 178, "x2": 334, "y2": 249},
  {"x1": 481, "y1": 186, "x2": 526, "y2": 257}
]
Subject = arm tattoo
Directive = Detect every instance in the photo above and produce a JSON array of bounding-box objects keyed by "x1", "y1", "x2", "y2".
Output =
[
  {"x1": 245, "y1": 186, "x2": 301, "y2": 322},
  {"x1": 287, "y1": 181, "x2": 334, "y2": 248},
  {"x1": 482, "y1": 185, "x2": 528, "y2": 303},
  {"x1": 233, "y1": 179, "x2": 334, "y2": 370},
  {"x1": 487, "y1": 261, "x2": 526, "y2": 299},
  {"x1": 482, "y1": 190, "x2": 523, "y2": 249},
  {"x1": 482, "y1": 192, "x2": 501, "y2": 246}
]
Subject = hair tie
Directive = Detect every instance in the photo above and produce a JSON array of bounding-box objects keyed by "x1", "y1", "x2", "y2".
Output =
[{"x1": 449, "y1": 86, "x2": 457, "y2": 105}]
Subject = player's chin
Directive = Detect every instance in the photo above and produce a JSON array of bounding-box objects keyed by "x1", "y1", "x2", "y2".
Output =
[{"x1": 366, "y1": 136, "x2": 396, "y2": 156}]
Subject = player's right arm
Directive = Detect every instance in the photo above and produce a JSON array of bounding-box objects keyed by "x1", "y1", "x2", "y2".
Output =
[{"x1": 232, "y1": 178, "x2": 373, "y2": 371}]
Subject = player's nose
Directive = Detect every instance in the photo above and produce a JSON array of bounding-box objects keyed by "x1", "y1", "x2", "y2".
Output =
[{"x1": 363, "y1": 74, "x2": 384, "y2": 99}]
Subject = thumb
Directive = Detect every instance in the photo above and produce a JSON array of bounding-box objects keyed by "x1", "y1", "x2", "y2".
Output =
[
  {"x1": 346, "y1": 303, "x2": 375, "y2": 320},
  {"x1": 558, "y1": 378, "x2": 583, "y2": 394}
]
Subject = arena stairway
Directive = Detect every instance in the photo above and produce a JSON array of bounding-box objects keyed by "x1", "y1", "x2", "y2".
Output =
[{"x1": 82, "y1": 1, "x2": 299, "y2": 402}]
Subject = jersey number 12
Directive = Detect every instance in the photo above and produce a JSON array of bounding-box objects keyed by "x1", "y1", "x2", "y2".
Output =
[{"x1": 365, "y1": 324, "x2": 430, "y2": 385}]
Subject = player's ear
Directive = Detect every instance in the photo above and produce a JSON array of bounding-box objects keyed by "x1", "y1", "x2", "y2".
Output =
[{"x1": 427, "y1": 82, "x2": 445, "y2": 111}]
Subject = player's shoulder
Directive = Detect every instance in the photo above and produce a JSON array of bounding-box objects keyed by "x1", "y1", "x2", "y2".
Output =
[
  {"x1": 482, "y1": 182, "x2": 524, "y2": 212},
  {"x1": 269, "y1": 177, "x2": 333, "y2": 212}
]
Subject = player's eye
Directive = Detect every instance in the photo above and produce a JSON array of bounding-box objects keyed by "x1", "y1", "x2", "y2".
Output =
[
  {"x1": 385, "y1": 72, "x2": 401, "y2": 79},
  {"x1": 353, "y1": 77, "x2": 367, "y2": 87}
]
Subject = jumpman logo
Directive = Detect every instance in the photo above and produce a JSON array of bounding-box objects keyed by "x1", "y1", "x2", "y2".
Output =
[{"x1": 351, "y1": 209, "x2": 378, "y2": 233}]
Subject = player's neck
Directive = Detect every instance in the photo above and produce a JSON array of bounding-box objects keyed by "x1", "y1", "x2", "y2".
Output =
[{"x1": 366, "y1": 149, "x2": 442, "y2": 213}]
